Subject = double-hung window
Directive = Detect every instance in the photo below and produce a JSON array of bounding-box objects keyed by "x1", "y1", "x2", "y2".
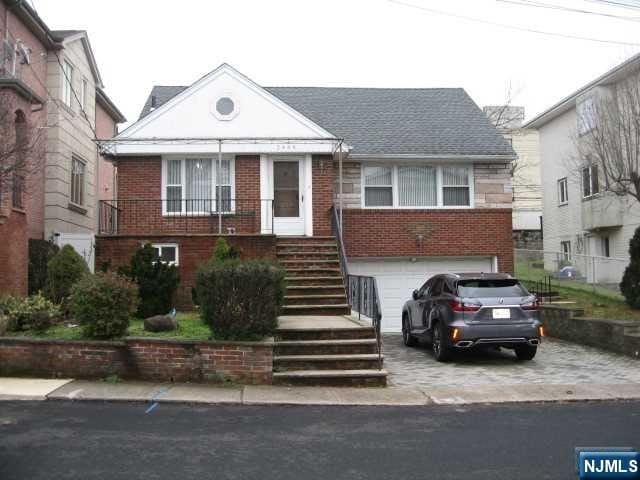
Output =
[
  {"x1": 561, "y1": 241, "x2": 571, "y2": 262},
  {"x1": 163, "y1": 158, "x2": 234, "y2": 214},
  {"x1": 62, "y1": 60, "x2": 73, "y2": 108},
  {"x1": 558, "y1": 177, "x2": 568, "y2": 204},
  {"x1": 577, "y1": 97, "x2": 596, "y2": 135},
  {"x1": 442, "y1": 166, "x2": 471, "y2": 206},
  {"x1": 582, "y1": 164, "x2": 599, "y2": 198},
  {"x1": 71, "y1": 156, "x2": 85, "y2": 206},
  {"x1": 363, "y1": 166, "x2": 393, "y2": 207},
  {"x1": 363, "y1": 164, "x2": 472, "y2": 208}
]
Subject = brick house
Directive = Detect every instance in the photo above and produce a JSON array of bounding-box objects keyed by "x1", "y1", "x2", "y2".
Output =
[
  {"x1": 96, "y1": 63, "x2": 515, "y2": 331},
  {"x1": 0, "y1": 0, "x2": 124, "y2": 296}
]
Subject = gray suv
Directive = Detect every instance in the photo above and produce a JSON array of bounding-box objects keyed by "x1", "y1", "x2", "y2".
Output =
[{"x1": 401, "y1": 273, "x2": 542, "y2": 362}]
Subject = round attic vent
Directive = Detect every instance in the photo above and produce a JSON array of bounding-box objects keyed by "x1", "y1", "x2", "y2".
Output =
[
  {"x1": 210, "y1": 94, "x2": 239, "y2": 121},
  {"x1": 216, "y1": 97, "x2": 234, "y2": 116}
]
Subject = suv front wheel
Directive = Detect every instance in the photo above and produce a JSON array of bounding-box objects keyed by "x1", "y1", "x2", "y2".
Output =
[
  {"x1": 432, "y1": 322, "x2": 453, "y2": 362},
  {"x1": 402, "y1": 315, "x2": 417, "y2": 347}
]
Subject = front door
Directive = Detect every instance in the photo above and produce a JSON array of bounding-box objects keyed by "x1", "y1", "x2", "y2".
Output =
[{"x1": 273, "y1": 159, "x2": 305, "y2": 235}]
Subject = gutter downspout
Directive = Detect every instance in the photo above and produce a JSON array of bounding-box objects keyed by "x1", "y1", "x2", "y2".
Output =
[{"x1": 338, "y1": 140, "x2": 343, "y2": 234}]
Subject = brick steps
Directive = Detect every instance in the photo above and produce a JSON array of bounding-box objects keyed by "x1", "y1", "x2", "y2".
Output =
[
  {"x1": 284, "y1": 268, "x2": 342, "y2": 277},
  {"x1": 274, "y1": 354, "x2": 383, "y2": 371},
  {"x1": 277, "y1": 251, "x2": 339, "y2": 260},
  {"x1": 277, "y1": 327, "x2": 376, "y2": 341},
  {"x1": 286, "y1": 285, "x2": 345, "y2": 296},
  {"x1": 284, "y1": 294, "x2": 347, "y2": 306},
  {"x1": 282, "y1": 304, "x2": 351, "y2": 316},
  {"x1": 285, "y1": 276, "x2": 344, "y2": 286},
  {"x1": 273, "y1": 369, "x2": 387, "y2": 387},
  {"x1": 274, "y1": 338, "x2": 378, "y2": 356}
]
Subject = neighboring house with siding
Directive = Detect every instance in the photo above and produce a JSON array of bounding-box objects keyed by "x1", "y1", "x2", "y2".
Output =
[
  {"x1": 96, "y1": 63, "x2": 515, "y2": 332},
  {"x1": 524, "y1": 53, "x2": 640, "y2": 284},
  {"x1": 484, "y1": 105, "x2": 542, "y2": 249},
  {"x1": 0, "y1": 0, "x2": 124, "y2": 296}
]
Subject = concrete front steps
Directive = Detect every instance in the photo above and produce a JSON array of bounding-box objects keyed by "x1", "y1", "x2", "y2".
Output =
[
  {"x1": 277, "y1": 237, "x2": 350, "y2": 316},
  {"x1": 274, "y1": 317, "x2": 387, "y2": 387}
]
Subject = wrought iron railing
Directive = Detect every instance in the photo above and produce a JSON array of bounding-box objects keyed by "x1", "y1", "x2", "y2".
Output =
[
  {"x1": 331, "y1": 206, "x2": 383, "y2": 370},
  {"x1": 98, "y1": 198, "x2": 275, "y2": 235}
]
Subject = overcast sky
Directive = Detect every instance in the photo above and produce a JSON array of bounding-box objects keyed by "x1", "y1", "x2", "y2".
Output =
[{"x1": 34, "y1": 0, "x2": 640, "y2": 128}]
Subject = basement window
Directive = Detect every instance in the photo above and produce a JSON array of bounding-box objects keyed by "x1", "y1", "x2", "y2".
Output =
[{"x1": 151, "y1": 244, "x2": 179, "y2": 266}]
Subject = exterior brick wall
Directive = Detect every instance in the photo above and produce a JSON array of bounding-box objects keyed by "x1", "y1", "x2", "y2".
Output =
[
  {"x1": 0, "y1": 337, "x2": 273, "y2": 384},
  {"x1": 95, "y1": 234, "x2": 277, "y2": 309},
  {"x1": 342, "y1": 208, "x2": 514, "y2": 273},
  {"x1": 312, "y1": 155, "x2": 334, "y2": 236},
  {"x1": 112, "y1": 155, "x2": 262, "y2": 235},
  {"x1": 0, "y1": 207, "x2": 28, "y2": 296}
]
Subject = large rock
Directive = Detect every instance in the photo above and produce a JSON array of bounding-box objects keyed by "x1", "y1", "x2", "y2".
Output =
[{"x1": 144, "y1": 314, "x2": 177, "y2": 333}]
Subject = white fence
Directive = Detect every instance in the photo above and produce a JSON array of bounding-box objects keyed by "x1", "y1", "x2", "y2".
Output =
[{"x1": 515, "y1": 249, "x2": 628, "y2": 289}]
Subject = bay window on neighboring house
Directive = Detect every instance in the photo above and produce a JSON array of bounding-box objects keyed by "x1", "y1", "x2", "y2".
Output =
[
  {"x1": 362, "y1": 164, "x2": 473, "y2": 208},
  {"x1": 162, "y1": 157, "x2": 235, "y2": 214},
  {"x1": 582, "y1": 164, "x2": 599, "y2": 198}
]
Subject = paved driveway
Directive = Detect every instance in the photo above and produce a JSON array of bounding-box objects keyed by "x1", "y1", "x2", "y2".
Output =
[{"x1": 383, "y1": 334, "x2": 640, "y2": 387}]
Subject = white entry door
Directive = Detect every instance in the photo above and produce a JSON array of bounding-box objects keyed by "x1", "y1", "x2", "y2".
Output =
[{"x1": 272, "y1": 157, "x2": 305, "y2": 236}]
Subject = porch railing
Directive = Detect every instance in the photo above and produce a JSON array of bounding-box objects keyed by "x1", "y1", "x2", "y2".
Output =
[
  {"x1": 98, "y1": 198, "x2": 275, "y2": 235},
  {"x1": 331, "y1": 206, "x2": 383, "y2": 370}
]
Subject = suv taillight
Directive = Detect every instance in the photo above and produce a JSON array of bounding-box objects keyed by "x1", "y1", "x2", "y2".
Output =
[
  {"x1": 520, "y1": 299, "x2": 539, "y2": 311},
  {"x1": 449, "y1": 300, "x2": 481, "y2": 312}
]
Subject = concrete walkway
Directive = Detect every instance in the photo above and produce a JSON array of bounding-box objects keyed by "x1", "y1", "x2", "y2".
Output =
[{"x1": 3, "y1": 378, "x2": 640, "y2": 406}]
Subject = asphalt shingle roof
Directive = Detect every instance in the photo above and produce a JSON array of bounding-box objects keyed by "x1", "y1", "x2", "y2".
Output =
[{"x1": 139, "y1": 85, "x2": 513, "y2": 157}]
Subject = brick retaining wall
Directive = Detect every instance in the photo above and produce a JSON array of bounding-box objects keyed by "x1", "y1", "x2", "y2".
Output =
[{"x1": 0, "y1": 337, "x2": 273, "y2": 384}]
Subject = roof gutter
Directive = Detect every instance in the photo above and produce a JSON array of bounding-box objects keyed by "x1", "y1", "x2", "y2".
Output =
[
  {"x1": 4, "y1": 0, "x2": 61, "y2": 50},
  {"x1": 96, "y1": 87, "x2": 126, "y2": 123},
  {"x1": 524, "y1": 51, "x2": 640, "y2": 130},
  {"x1": 349, "y1": 153, "x2": 516, "y2": 162}
]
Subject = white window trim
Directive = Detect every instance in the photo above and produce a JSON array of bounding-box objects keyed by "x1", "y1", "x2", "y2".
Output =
[
  {"x1": 557, "y1": 177, "x2": 568, "y2": 205},
  {"x1": 70, "y1": 155, "x2": 86, "y2": 207},
  {"x1": 360, "y1": 162, "x2": 474, "y2": 209},
  {"x1": 61, "y1": 60, "x2": 74, "y2": 108},
  {"x1": 80, "y1": 77, "x2": 88, "y2": 111},
  {"x1": 161, "y1": 155, "x2": 236, "y2": 216},
  {"x1": 151, "y1": 243, "x2": 179, "y2": 266},
  {"x1": 582, "y1": 164, "x2": 600, "y2": 199}
]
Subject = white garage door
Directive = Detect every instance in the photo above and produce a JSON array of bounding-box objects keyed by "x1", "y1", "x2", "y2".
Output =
[{"x1": 349, "y1": 257, "x2": 495, "y2": 333}]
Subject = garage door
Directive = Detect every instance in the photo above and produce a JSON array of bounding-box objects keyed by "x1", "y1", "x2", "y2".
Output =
[{"x1": 349, "y1": 257, "x2": 494, "y2": 333}]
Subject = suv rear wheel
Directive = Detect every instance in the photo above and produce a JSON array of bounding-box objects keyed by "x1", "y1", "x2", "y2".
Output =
[
  {"x1": 402, "y1": 315, "x2": 417, "y2": 347},
  {"x1": 514, "y1": 344, "x2": 537, "y2": 361},
  {"x1": 432, "y1": 322, "x2": 452, "y2": 362}
]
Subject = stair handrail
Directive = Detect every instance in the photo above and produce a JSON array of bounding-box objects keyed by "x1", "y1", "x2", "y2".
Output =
[{"x1": 331, "y1": 205, "x2": 383, "y2": 370}]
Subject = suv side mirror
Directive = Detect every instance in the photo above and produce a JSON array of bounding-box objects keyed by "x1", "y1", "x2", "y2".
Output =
[{"x1": 412, "y1": 289, "x2": 420, "y2": 300}]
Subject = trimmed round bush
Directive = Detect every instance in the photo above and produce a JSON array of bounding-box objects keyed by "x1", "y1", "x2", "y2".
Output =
[
  {"x1": 621, "y1": 225, "x2": 640, "y2": 308},
  {"x1": 119, "y1": 244, "x2": 179, "y2": 318},
  {"x1": 195, "y1": 259, "x2": 285, "y2": 340},
  {"x1": 69, "y1": 272, "x2": 139, "y2": 339},
  {"x1": 45, "y1": 245, "x2": 89, "y2": 305}
]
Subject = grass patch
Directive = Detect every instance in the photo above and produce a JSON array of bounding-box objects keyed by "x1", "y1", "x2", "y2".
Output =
[
  {"x1": 3, "y1": 312, "x2": 212, "y2": 341},
  {"x1": 516, "y1": 262, "x2": 640, "y2": 321}
]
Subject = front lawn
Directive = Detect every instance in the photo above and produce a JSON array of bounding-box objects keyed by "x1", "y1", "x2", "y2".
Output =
[
  {"x1": 516, "y1": 262, "x2": 640, "y2": 321},
  {"x1": 3, "y1": 312, "x2": 212, "y2": 341}
]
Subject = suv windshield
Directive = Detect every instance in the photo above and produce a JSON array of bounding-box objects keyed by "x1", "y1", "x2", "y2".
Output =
[{"x1": 456, "y1": 279, "x2": 528, "y2": 298}]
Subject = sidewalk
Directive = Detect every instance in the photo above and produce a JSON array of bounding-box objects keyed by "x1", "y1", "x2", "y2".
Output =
[{"x1": 3, "y1": 378, "x2": 640, "y2": 406}]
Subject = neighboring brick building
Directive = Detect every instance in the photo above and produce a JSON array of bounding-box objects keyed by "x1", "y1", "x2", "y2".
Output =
[
  {"x1": 96, "y1": 63, "x2": 515, "y2": 331},
  {"x1": 0, "y1": 0, "x2": 124, "y2": 295}
]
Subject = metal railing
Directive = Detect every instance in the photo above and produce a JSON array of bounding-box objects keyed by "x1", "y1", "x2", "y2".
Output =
[
  {"x1": 515, "y1": 248, "x2": 628, "y2": 297},
  {"x1": 330, "y1": 206, "x2": 383, "y2": 370},
  {"x1": 98, "y1": 198, "x2": 275, "y2": 235},
  {"x1": 347, "y1": 275, "x2": 383, "y2": 370}
]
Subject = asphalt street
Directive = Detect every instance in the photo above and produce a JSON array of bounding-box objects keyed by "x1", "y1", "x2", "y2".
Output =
[{"x1": 1, "y1": 400, "x2": 639, "y2": 480}]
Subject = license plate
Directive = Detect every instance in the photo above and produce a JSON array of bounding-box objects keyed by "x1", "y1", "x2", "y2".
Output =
[{"x1": 492, "y1": 308, "x2": 511, "y2": 319}]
